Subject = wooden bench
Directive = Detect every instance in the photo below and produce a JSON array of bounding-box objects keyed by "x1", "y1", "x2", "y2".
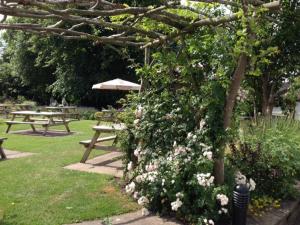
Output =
[
  {"x1": 6, "y1": 121, "x2": 48, "y2": 125},
  {"x1": 79, "y1": 135, "x2": 117, "y2": 151},
  {"x1": 0, "y1": 138, "x2": 7, "y2": 159},
  {"x1": 80, "y1": 124, "x2": 125, "y2": 163},
  {"x1": 5, "y1": 119, "x2": 71, "y2": 135}
]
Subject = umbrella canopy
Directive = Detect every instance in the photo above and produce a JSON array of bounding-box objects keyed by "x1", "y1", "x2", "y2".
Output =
[{"x1": 92, "y1": 78, "x2": 141, "y2": 91}]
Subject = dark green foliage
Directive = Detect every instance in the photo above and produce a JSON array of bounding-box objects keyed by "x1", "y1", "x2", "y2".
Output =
[
  {"x1": 0, "y1": 23, "x2": 141, "y2": 106},
  {"x1": 229, "y1": 118, "x2": 300, "y2": 199}
]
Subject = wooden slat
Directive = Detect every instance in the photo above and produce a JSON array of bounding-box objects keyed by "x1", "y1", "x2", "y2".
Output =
[
  {"x1": 79, "y1": 135, "x2": 117, "y2": 145},
  {"x1": 5, "y1": 121, "x2": 48, "y2": 125},
  {"x1": 92, "y1": 145, "x2": 119, "y2": 151}
]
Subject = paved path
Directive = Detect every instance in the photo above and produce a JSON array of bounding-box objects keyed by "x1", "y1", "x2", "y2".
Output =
[
  {"x1": 64, "y1": 152, "x2": 123, "y2": 177},
  {"x1": 1, "y1": 149, "x2": 35, "y2": 159},
  {"x1": 66, "y1": 210, "x2": 182, "y2": 225}
]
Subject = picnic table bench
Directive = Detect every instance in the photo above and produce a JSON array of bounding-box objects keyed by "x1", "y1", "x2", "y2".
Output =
[
  {"x1": 6, "y1": 111, "x2": 71, "y2": 136},
  {"x1": 0, "y1": 138, "x2": 7, "y2": 159},
  {"x1": 79, "y1": 124, "x2": 126, "y2": 163},
  {"x1": 45, "y1": 106, "x2": 80, "y2": 120}
]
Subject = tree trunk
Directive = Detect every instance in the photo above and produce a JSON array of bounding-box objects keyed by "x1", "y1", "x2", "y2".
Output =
[
  {"x1": 262, "y1": 75, "x2": 269, "y2": 116},
  {"x1": 261, "y1": 74, "x2": 275, "y2": 117},
  {"x1": 223, "y1": 54, "x2": 248, "y2": 128},
  {"x1": 213, "y1": 158, "x2": 224, "y2": 185},
  {"x1": 213, "y1": 53, "x2": 248, "y2": 185},
  {"x1": 140, "y1": 47, "x2": 150, "y2": 93}
]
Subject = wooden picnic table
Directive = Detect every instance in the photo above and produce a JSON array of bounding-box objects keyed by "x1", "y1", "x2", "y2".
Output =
[
  {"x1": 79, "y1": 124, "x2": 126, "y2": 163},
  {"x1": 0, "y1": 104, "x2": 12, "y2": 118},
  {"x1": 0, "y1": 138, "x2": 7, "y2": 159},
  {"x1": 45, "y1": 106, "x2": 80, "y2": 120},
  {"x1": 5, "y1": 111, "x2": 71, "y2": 136},
  {"x1": 15, "y1": 104, "x2": 32, "y2": 111}
]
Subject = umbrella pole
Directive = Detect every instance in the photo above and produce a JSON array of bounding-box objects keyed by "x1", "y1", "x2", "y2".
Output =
[{"x1": 140, "y1": 47, "x2": 150, "y2": 94}]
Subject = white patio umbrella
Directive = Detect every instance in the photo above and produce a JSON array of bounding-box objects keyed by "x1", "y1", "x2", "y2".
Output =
[{"x1": 92, "y1": 78, "x2": 141, "y2": 91}]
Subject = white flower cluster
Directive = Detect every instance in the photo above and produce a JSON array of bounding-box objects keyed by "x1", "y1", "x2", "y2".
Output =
[
  {"x1": 248, "y1": 178, "x2": 256, "y2": 191},
  {"x1": 138, "y1": 196, "x2": 149, "y2": 206},
  {"x1": 218, "y1": 207, "x2": 228, "y2": 214},
  {"x1": 135, "y1": 105, "x2": 143, "y2": 119},
  {"x1": 125, "y1": 182, "x2": 135, "y2": 194},
  {"x1": 133, "y1": 119, "x2": 140, "y2": 126},
  {"x1": 192, "y1": 62, "x2": 204, "y2": 69},
  {"x1": 136, "y1": 171, "x2": 158, "y2": 183},
  {"x1": 127, "y1": 161, "x2": 133, "y2": 171},
  {"x1": 216, "y1": 194, "x2": 229, "y2": 206},
  {"x1": 203, "y1": 151, "x2": 213, "y2": 161},
  {"x1": 145, "y1": 163, "x2": 157, "y2": 172},
  {"x1": 203, "y1": 218, "x2": 214, "y2": 225},
  {"x1": 196, "y1": 173, "x2": 214, "y2": 187},
  {"x1": 199, "y1": 119, "x2": 206, "y2": 130},
  {"x1": 187, "y1": 132, "x2": 197, "y2": 142},
  {"x1": 235, "y1": 172, "x2": 256, "y2": 191},
  {"x1": 174, "y1": 145, "x2": 190, "y2": 156},
  {"x1": 171, "y1": 192, "x2": 184, "y2": 211}
]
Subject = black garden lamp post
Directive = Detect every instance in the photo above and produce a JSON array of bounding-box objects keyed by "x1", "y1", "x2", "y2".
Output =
[{"x1": 232, "y1": 184, "x2": 250, "y2": 225}]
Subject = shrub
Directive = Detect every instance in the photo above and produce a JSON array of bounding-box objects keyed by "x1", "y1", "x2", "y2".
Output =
[{"x1": 228, "y1": 117, "x2": 300, "y2": 199}]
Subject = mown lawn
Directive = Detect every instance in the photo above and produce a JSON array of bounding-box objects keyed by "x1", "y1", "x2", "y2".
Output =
[{"x1": 0, "y1": 119, "x2": 138, "y2": 225}]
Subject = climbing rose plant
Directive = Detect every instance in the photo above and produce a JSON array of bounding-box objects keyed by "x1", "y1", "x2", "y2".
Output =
[{"x1": 120, "y1": 90, "x2": 234, "y2": 224}]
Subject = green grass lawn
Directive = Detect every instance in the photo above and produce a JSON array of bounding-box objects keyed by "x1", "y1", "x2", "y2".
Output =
[{"x1": 0, "y1": 119, "x2": 138, "y2": 225}]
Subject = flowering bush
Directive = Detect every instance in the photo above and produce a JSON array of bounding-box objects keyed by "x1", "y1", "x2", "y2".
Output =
[{"x1": 120, "y1": 90, "x2": 234, "y2": 224}]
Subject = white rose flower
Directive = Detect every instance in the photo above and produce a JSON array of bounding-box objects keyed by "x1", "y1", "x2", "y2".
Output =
[
  {"x1": 199, "y1": 119, "x2": 206, "y2": 130},
  {"x1": 217, "y1": 194, "x2": 229, "y2": 206},
  {"x1": 125, "y1": 182, "x2": 135, "y2": 194},
  {"x1": 133, "y1": 119, "x2": 140, "y2": 125},
  {"x1": 171, "y1": 198, "x2": 183, "y2": 211},
  {"x1": 235, "y1": 171, "x2": 247, "y2": 185},
  {"x1": 176, "y1": 192, "x2": 184, "y2": 198},
  {"x1": 203, "y1": 151, "x2": 213, "y2": 160},
  {"x1": 248, "y1": 178, "x2": 256, "y2": 191},
  {"x1": 133, "y1": 192, "x2": 139, "y2": 199},
  {"x1": 134, "y1": 149, "x2": 140, "y2": 157},
  {"x1": 180, "y1": 0, "x2": 188, "y2": 6},
  {"x1": 135, "y1": 105, "x2": 143, "y2": 119},
  {"x1": 187, "y1": 132, "x2": 193, "y2": 139},
  {"x1": 222, "y1": 208, "x2": 228, "y2": 214},
  {"x1": 127, "y1": 161, "x2": 133, "y2": 171},
  {"x1": 138, "y1": 196, "x2": 149, "y2": 206}
]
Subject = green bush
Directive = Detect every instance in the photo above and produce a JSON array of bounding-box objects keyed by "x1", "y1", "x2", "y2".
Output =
[{"x1": 229, "y1": 118, "x2": 300, "y2": 199}]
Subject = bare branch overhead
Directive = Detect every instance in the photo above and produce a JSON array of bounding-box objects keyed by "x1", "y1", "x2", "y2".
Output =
[{"x1": 0, "y1": 0, "x2": 281, "y2": 47}]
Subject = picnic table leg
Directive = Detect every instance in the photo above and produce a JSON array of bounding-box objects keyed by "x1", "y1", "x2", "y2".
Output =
[
  {"x1": 80, "y1": 131, "x2": 100, "y2": 163},
  {"x1": 61, "y1": 116, "x2": 71, "y2": 133},
  {"x1": 0, "y1": 140, "x2": 6, "y2": 159},
  {"x1": 6, "y1": 124, "x2": 12, "y2": 133},
  {"x1": 43, "y1": 125, "x2": 49, "y2": 136},
  {"x1": 6, "y1": 114, "x2": 16, "y2": 133},
  {"x1": 25, "y1": 116, "x2": 36, "y2": 132}
]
